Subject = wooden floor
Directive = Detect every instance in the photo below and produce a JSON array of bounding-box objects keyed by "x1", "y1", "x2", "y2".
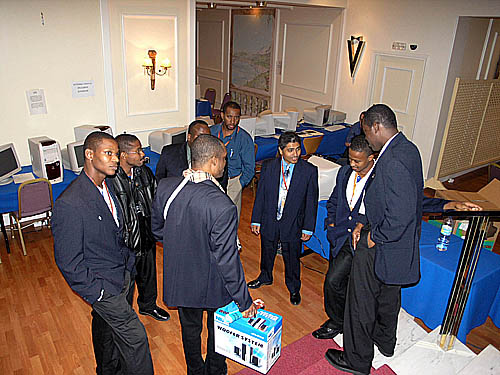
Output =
[{"x1": 0, "y1": 167, "x2": 499, "y2": 374}]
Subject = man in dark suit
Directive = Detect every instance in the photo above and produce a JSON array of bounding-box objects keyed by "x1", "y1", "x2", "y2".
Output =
[
  {"x1": 313, "y1": 135, "x2": 375, "y2": 340},
  {"x1": 325, "y1": 104, "x2": 481, "y2": 375},
  {"x1": 248, "y1": 131, "x2": 319, "y2": 305},
  {"x1": 151, "y1": 134, "x2": 256, "y2": 375},
  {"x1": 52, "y1": 132, "x2": 153, "y2": 375}
]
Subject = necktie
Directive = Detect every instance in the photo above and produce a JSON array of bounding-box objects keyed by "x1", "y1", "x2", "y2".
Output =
[{"x1": 277, "y1": 167, "x2": 290, "y2": 220}]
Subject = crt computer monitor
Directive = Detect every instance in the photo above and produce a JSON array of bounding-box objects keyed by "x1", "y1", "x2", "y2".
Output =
[
  {"x1": 148, "y1": 127, "x2": 188, "y2": 154},
  {"x1": 0, "y1": 143, "x2": 22, "y2": 185},
  {"x1": 62, "y1": 140, "x2": 85, "y2": 173},
  {"x1": 303, "y1": 104, "x2": 332, "y2": 126}
]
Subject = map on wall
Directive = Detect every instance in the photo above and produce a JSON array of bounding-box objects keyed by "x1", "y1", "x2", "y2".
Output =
[{"x1": 231, "y1": 10, "x2": 274, "y2": 94}]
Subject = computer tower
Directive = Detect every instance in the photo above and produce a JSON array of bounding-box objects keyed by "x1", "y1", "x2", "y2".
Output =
[{"x1": 28, "y1": 136, "x2": 63, "y2": 183}]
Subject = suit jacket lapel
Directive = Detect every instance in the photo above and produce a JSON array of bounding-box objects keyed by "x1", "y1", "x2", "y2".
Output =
[
  {"x1": 83, "y1": 174, "x2": 120, "y2": 230},
  {"x1": 283, "y1": 159, "x2": 302, "y2": 213},
  {"x1": 270, "y1": 158, "x2": 281, "y2": 211}
]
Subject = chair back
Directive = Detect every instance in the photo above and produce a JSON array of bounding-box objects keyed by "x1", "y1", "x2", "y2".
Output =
[
  {"x1": 204, "y1": 88, "x2": 217, "y2": 107},
  {"x1": 302, "y1": 135, "x2": 324, "y2": 155},
  {"x1": 18, "y1": 178, "x2": 53, "y2": 218},
  {"x1": 220, "y1": 92, "x2": 231, "y2": 110}
]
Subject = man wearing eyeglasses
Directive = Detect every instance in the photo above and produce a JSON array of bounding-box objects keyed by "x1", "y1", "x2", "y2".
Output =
[{"x1": 110, "y1": 134, "x2": 170, "y2": 322}]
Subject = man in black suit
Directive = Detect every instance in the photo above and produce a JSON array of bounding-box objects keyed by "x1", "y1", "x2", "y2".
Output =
[
  {"x1": 151, "y1": 134, "x2": 256, "y2": 375},
  {"x1": 247, "y1": 131, "x2": 319, "y2": 305},
  {"x1": 325, "y1": 104, "x2": 481, "y2": 375},
  {"x1": 52, "y1": 132, "x2": 153, "y2": 375}
]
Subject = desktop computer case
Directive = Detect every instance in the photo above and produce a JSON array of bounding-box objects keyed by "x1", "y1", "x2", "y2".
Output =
[{"x1": 28, "y1": 136, "x2": 63, "y2": 183}]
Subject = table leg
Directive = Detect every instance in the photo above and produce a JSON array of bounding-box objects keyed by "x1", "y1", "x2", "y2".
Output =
[{"x1": 0, "y1": 215, "x2": 11, "y2": 254}]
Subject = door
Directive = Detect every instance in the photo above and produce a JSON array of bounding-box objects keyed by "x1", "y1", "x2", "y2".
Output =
[
  {"x1": 273, "y1": 7, "x2": 343, "y2": 114},
  {"x1": 369, "y1": 54, "x2": 426, "y2": 139},
  {"x1": 196, "y1": 9, "x2": 230, "y2": 108}
]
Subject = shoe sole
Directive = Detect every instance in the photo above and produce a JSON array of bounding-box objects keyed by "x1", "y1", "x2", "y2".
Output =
[
  {"x1": 139, "y1": 311, "x2": 170, "y2": 322},
  {"x1": 247, "y1": 282, "x2": 272, "y2": 289},
  {"x1": 324, "y1": 352, "x2": 369, "y2": 375}
]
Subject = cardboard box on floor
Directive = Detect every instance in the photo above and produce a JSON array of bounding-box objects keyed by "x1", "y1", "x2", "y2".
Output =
[{"x1": 435, "y1": 179, "x2": 500, "y2": 251}]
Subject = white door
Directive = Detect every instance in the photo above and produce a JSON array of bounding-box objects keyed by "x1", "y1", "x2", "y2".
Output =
[
  {"x1": 369, "y1": 54, "x2": 426, "y2": 139},
  {"x1": 196, "y1": 9, "x2": 230, "y2": 108},
  {"x1": 273, "y1": 7, "x2": 343, "y2": 114}
]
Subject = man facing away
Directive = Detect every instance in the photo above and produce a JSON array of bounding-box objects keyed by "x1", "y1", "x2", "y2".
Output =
[
  {"x1": 247, "y1": 131, "x2": 319, "y2": 306},
  {"x1": 110, "y1": 133, "x2": 170, "y2": 321},
  {"x1": 151, "y1": 134, "x2": 257, "y2": 375},
  {"x1": 313, "y1": 135, "x2": 375, "y2": 340},
  {"x1": 325, "y1": 104, "x2": 481, "y2": 375},
  {"x1": 52, "y1": 131, "x2": 153, "y2": 375},
  {"x1": 210, "y1": 101, "x2": 255, "y2": 219}
]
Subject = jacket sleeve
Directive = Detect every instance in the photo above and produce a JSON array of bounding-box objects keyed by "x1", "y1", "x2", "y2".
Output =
[
  {"x1": 151, "y1": 186, "x2": 165, "y2": 241},
  {"x1": 155, "y1": 147, "x2": 168, "y2": 181},
  {"x1": 239, "y1": 135, "x2": 255, "y2": 187},
  {"x1": 370, "y1": 159, "x2": 418, "y2": 245},
  {"x1": 52, "y1": 199, "x2": 103, "y2": 305},
  {"x1": 326, "y1": 169, "x2": 342, "y2": 228},
  {"x1": 422, "y1": 196, "x2": 448, "y2": 213},
  {"x1": 211, "y1": 205, "x2": 253, "y2": 312},
  {"x1": 303, "y1": 165, "x2": 319, "y2": 232},
  {"x1": 250, "y1": 161, "x2": 268, "y2": 224}
]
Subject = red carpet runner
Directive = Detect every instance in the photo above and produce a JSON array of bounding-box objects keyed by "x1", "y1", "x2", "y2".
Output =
[{"x1": 235, "y1": 333, "x2": 396, "y2": 375}]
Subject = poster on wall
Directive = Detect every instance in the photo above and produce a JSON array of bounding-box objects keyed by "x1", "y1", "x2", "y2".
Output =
[{"x1": 231, "y1": 9, "x2": 275, "y2": 95}]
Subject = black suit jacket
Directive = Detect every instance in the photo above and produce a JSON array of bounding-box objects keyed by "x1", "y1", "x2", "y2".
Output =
[
  {"x1": 156, "y1": 142, "x2": 229, "y2": 190},
  {"x1": 364, "y1": 133, "x2": 426, "y2": 285},
  {"x1": 151, "y1": 177, "x2": 252, "y2": 311},
  {"x1": 251, "y1": 158, "x2": 319, "y2": 241},
  {"x1": 52, "y1": 173, "x2": 135, "y2": 305}
]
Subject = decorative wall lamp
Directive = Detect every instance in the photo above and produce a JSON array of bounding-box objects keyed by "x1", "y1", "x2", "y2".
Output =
[
  {"x1": 347, "y1": 36, "x2": 365, "y2": 78},
  {"x1": 142, "y1": 50, "x2": 171, "y2": 90}
]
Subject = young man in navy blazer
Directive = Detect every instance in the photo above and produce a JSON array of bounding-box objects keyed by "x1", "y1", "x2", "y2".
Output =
[
  {"x1": 325, "y1": 104, "x2": 481, "y2": 375},
  {"x1": 248, "y1": 131, "x2": 319, "y2": 305},
  {"x1": 313, "y1": 135, "x2": 375, "y2": 340},
  {"x1": 52, "y1": 132, "x2": 153, "y2": 375}
]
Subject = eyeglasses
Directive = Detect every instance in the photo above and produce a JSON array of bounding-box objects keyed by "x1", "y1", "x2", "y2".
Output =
[{"x1": 126, "y1": 148, "x2": 144, "y2": 155}]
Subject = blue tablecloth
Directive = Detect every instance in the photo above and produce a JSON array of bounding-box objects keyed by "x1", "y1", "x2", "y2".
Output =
[
  {"x1": 143, "y1": 147, "x2": 160, "y2": 175},
  {"x1": 196, "y1": 99, "x2": 212, "y2": 117},
  {"x1": 305, "y1": 202, "x2": 500, "y2": 342},
  {"x1": 0, "y1": 166, "x2": 78, "y2": 214},
  {"x1": 255, "y1": 124, "x2": 349, "y2": 161}
]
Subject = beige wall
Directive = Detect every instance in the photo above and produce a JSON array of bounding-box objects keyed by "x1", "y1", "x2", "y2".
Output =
[
  {"x1": 334, "y1": 0, "x2": 500, "y2": 177},
  {"x1": 0, "y1": 0, "x2": 107, "y2": 165}
]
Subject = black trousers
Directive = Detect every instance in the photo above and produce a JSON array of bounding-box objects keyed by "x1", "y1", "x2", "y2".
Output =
[
  {"x1": 343, "y1": 231, "x2": 401, "y2": 374},
  {"x1": 178, "y1": 307, "x2": 227, "y2": 375},
  {"x1": 135, "y1": 245, "x2": 158, "y2": 312},
  {"x1": 323, "y1": 238, "x2": 353, "y2": 330},
  {"x1": 258, "y1": 235, "x2": 301, "y2": 294},
  {"x1": 92, "y1": 271, "x2": 154, "y2": 375}
]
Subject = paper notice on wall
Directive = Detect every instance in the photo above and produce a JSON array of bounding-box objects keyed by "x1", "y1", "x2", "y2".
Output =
[
  {"x1": 26, "y1": 89, "x2": 48, "y2": 115},
  {"x1": 72, "y1": 81, "x2": 95, "y2": 98}
]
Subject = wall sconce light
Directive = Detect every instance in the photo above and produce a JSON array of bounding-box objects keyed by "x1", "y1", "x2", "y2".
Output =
[
  {"x1": 347, "y1": 36, "x2": 365, "y2": 78},
  {"x1": 208, "y1": 2, "x2": 217, "y2": 8},
  {"x1": 142, "y1": 49, "x2": 171, "y2": 90},
  {"x1": 256, "y1": 1, "x2": 267, "y2": 7}
]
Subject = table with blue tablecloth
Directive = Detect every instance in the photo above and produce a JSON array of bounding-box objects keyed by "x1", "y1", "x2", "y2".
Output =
[
  {"x1": 255, "y1": 124, "x2": 350, "y2": 161},
  {"x1": 305, "y1": 202, "x2": 500, "y2": 342}
]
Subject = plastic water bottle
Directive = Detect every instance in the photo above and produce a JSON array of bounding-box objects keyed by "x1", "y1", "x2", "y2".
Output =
[{"x1": 436, "y1": 217, "x2": 454, "y2": 251}]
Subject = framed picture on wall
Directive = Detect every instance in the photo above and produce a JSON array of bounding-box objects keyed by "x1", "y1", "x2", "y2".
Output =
[{"x1": 230, "y1": 9, "x2": 275, "y2": 98}]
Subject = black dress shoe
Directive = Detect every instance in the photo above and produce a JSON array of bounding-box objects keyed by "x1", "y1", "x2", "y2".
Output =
[
  {"x1": 312, "y1": 326, "x2": 342, "y2": 339},
  {"x1": 247, "y1": 279, "x2": 272, "y2": 289},
  {"x1": 325, "y1": 349, "x2": 369, "y2": 375},
  {"x1": 374, "y1": 341, "x2": 394, "y2": 357},
  {"x1": 139, "y1": 306, "x2": 171, "y2": 321},
  {"x1": 290, "y1": 292, "x2": 301, "y2": 305}
]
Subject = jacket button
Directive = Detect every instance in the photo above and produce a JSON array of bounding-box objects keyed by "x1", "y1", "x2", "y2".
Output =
[
  {"x1": 348, "y1": 216, "x2": 352, "y2": 220},
  {"x1": 348, "y1": 228, "x2": 352, "y2": 232}
]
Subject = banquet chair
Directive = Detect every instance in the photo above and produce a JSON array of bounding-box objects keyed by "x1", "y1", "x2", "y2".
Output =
[
  {"x1": 213, "y1": 92, "x2": 232, "y2": 121},
  {"x1": 203, "y1": 88, "x2": 217, "y2": 109},
  {"x1": 302, "y1": 135, "x2": 324, "y2": 156},
  {"x1": 9, "y1": 178, "x2": 53, "y2": 256}
]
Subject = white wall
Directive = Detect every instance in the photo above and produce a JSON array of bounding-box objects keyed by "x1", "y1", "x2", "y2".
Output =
[
  {"x1": 335, "y1": 0, "x2": 500, "y2": 177},
  {"x1": 0, "y1": 0, "x2": 107, "y2": 165}
]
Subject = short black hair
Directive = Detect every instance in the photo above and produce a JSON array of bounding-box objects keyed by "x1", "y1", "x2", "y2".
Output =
[
  {"x1": 222, "y1": 101, "x2": 241, "y2": 114},
  {"x1": 83, "y1": 131, "x2": 116, "y2": 153},
  {"x1": 188, "y1": 120, "x2": 209, "y2": 135},
  {"x1": 350, "y1": 135, "x2": 373, "y2": 156},
  {"x1": 191, "y1": 134, "x2": 225, "y2": 168},
  {"x1": 115, "y1": 133, "x2": 140, "y2": 153},
  {"x1": 364, "y1": 104, "x2": 397, "y2": 129},
  {"x1": 278, "y1": 131, "x2": 301, "y2": 150}
]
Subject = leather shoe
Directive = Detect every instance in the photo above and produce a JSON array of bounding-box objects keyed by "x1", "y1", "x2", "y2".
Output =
[
  {"x1": 325, "y1": 349, "x2": 369, "y2": 375},
  {"x1": 247, "y1": 279, "x2": 272, "y2": 289},
  {"x1": 312, "y1": 326, "x2": 342, "y2": 339},
  {"x1": 139, "y1": 306, "x2": 171, "y2": 322},
  {"x1": 290, "y1": 292, "x2": 301, "y2": 305}
]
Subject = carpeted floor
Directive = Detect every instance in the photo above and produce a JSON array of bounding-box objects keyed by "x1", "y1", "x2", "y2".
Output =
[{"x1": 235, "y1": 333, "x2": 396, "y2": 375}]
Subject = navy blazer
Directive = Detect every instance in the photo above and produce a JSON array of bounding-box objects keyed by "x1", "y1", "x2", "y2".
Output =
[
  {"x1": 326, "y1": 165, "x2": 367, "y2": 258},
  {"x1": 151, "y1": 177, "x2": 252, "y2": 312},
  {"x1": 251, "y1": 158, "x2": 319, "y2": 241},
  {"x1": 52, "y1": 173, "x2": 135, "y2": 305}
]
